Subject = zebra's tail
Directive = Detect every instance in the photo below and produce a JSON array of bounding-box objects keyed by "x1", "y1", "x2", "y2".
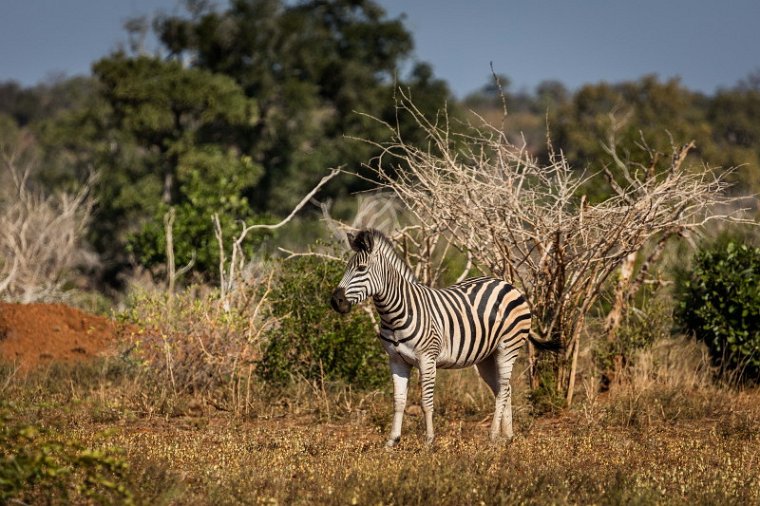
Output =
[{"x1": 527, "y1": 332, "x2": 562, "y2": 352}]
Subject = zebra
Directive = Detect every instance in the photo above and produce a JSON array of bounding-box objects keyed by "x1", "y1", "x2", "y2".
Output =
[{"x1": 330, "y1": 228, "x2": 558, "y2": 447}]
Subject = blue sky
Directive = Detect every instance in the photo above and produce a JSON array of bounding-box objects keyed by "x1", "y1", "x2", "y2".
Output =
[{"x1": 1, "y1": 0, "x2": 759, "y2": 97}]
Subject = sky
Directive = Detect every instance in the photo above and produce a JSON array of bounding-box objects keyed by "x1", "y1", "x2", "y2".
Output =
[{"x1": 1, "y1": 0, "x2": 759, "y2": 98}]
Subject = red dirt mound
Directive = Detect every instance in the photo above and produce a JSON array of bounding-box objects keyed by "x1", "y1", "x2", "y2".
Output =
[{"x1": 0, "y1": 302, "x2": 123, "y2": 371}]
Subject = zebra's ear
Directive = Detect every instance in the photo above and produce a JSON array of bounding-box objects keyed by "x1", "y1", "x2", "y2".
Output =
[
  {"x1": 346, "y1": 232, "x2": 358, "y2": 251},
  {"x1": 349, "y1": 230, "x2": 374, "y2": 253}
]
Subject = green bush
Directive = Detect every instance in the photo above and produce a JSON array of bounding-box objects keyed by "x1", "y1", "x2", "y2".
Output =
[
  {"x1": 675, "y1": 240, "x2": 760, "y2": 383},
  {"x1": 527, "y1": 356, "x2": 566, "y2": 415},
  {"x1": 593, "y1": 295, "x2": 673, "y2": 389},
  {"x1": 0, "y1": 403, "x2": 133, "y2": 504},
  {"x1": 126, "y1": 146, "x2": 264, "y2": 279},
  {"x1": 258, "y1": 256, "x2": 387, "y2": 389}
]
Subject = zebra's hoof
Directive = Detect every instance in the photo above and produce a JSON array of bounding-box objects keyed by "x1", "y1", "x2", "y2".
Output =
[
  {"x1": 385, "y1": 437, "x2": 401, "y2": 448},
  {"x1": 425, "y1": 436, "x2": 435, "y2": 447}
]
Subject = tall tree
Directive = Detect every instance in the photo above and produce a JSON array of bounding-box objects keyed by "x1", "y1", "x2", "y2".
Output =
[
  {"x1": 94, "y1": 54, "x2": 261, "y2": 277},
  {"x1": 707, "y1": 72, "x2": 760, "y2": 192},
  {"x1": 153, "y1": 0, "x2": 453, "y2": 213},
  {"x1": 38, "y1": 55, "x2": 261, "y2": 281},
  {"x1": 33, "y1": 0, "x2": 453, "y2": 284}
]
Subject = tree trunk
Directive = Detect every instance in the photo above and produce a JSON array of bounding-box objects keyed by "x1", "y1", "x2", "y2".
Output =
[
  {"x1": 601, "y1": 250, "x2": 637, "y2": 389},
  {"x1": 604, "y1": 251, "x2": 637, "y2": 343},
  {"x1": 528, "y1": 341, "x2": 540, "y2": 390},
  {"x1": 565, "y1": 322, "x2": 583, "y2": 407},
  {"x1": 163, "y1": 170, "x2": 174, "y2": 205}
]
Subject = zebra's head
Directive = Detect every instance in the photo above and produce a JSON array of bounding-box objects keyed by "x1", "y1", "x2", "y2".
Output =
[{"x1": 331, "y1": 230, "x2": 383, "y2": 314}]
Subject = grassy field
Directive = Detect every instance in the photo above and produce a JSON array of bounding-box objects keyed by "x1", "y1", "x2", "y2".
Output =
[{"x1": 2, "y1": 355, "x2": 759, "y2": 505}]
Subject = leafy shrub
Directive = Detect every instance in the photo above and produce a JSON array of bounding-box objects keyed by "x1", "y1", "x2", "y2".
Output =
[
  {"x1": 258, "y1": 256, "x2": 387, "y2": 389},
  {"x1": 594, "y1": 295, "x2": 673, "y2": 389},
  {"x1": 527, "y1": 357, "x2": 566, "y2": 414},
  {"x1": 675, "y1": 240, "x2": 760, "y2": 383},
  {"x1": 0, "y1": 403, "x2": 133, "y2": 504},
  {"x1": 126, "y1": 146, "x2": 264, "y2": 280}
]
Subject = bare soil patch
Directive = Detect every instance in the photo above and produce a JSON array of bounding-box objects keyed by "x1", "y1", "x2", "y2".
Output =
[{"x1": 0, "y1": 302, "x2": 122, "y2": 370}]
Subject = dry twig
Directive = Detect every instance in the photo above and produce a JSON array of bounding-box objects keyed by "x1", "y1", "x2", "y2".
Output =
[{"x1": 0, "y1": 152, "x2": 95, "y2": 302}]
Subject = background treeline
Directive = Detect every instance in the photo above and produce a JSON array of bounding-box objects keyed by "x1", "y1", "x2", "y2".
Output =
[
  {"x1": 466, "y1": 73, "x2": 760, "y2": 199},
  {"x1": 1, "y1": 0, "x2": 450, "y2": 290},
  {"x1": 1, "y1": 0, "x2": 758, "y2": 292}
]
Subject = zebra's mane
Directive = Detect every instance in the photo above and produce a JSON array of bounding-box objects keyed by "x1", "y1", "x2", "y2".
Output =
[{"x1": 352, "y1": 229, "x2": 418, "y2": 283}]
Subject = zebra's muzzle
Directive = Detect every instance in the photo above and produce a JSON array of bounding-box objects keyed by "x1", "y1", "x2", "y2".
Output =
[{"x1": 330, "y1": 288, "x2": 352, "y2": 314}]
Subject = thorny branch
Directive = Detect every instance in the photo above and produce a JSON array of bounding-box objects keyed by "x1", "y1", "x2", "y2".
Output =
[
  {"x1": 357, "y1": 88, "x2": 751, "y2": 403},
  {"x1": 214, "y1": 168, "x2": 341, "y2": 310}
]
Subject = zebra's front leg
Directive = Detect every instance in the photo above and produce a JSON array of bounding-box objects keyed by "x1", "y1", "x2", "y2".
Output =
[
  {"x1": 386, "y1": 358, "x2": 411, "y2": 448},
  {"x1": 418, "y1": 354, "x2": 437, "y2": 446}
]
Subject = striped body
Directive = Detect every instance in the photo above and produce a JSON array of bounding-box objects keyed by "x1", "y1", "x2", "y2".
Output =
[
  {"x1": 375, "y1": 276, "x2": 531, "y2": 370},
  {"x1": 331, "y1": 229, "x2": 541, "y2": 446}
]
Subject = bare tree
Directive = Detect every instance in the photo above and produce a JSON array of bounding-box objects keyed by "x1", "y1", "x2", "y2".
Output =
[
  {"x1": 360, "y1": 89, "x2": 749, "y2": 405},
  {"x1": 0, "y1": 153, "x2": 95, "y2": 302},
  {"x1": 312, "y1": 192, "x2": 471, "y2": 288},
  {"x1": 213, "y1": 168, "x2": 340, "y2": 311}
]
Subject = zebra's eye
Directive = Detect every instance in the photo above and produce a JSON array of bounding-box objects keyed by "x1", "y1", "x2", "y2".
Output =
[{"x1": 356, "y1": 264, "x2": 368, "y2": 272}]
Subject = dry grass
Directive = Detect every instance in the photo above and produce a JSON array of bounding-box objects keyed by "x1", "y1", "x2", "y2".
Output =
[
  {"x1": 115, "y1": 270, "x2": 272, "y2": 417},
  {"x1": 2, "y1": 345, "x2": 759, "y2": 505},
  {"x1": 66, "y1": 407, "x2": 760, "y2": 505}
]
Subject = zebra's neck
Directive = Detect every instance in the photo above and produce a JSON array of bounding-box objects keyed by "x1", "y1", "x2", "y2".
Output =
[
  {"x1": 372, "y1": 251, "x2": 422, "y2": 323},
  {"x1": 373, "y1": 234, "x2": 417, "y2": 284},
  {"x1": 365, "y1": 232, "x2": 421, "y2": 328}
]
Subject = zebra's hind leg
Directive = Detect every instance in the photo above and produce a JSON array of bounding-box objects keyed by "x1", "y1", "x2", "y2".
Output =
[
  {"x1": 387, "y1": 358, "x2": 411, "y2": 448},
  {"x1": 485, "y1": 347, "x2": 517, "y2": 443},
  {"x1": 418, "y1": 354, "x2": 437, "y2": 446},
  {"x1": 501, "y1": 383, "x2": 514, "y2": 441},
  {"x1": 496, "y1": 347, "x2": 517, "y2": 442},
  {"x1": 476, "y1": 354, "x2": 503, "y2": 440}
]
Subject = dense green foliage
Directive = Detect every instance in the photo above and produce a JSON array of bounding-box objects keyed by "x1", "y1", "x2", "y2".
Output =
[
  {"x1": 1, "y1": 0, "x2": 453, "y2": 285},
  {"x1": 676, "y1": 241, "x2": 760, "y2": 382},
  {"x1": 258, "y1": 256, "x2": 387, "y2": 389},
  {"x1": 26, "y1": 55, "x2": 264, "y2": 281},
  {"x1": 152, "y1": 0, "x2": 452, "y2": 214},
  {"x1": 94, "y1": 55, "x2": 262, "y2": 276}
]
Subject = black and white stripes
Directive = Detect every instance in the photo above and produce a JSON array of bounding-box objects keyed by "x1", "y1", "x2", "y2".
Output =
[{"x1": 331, "y1": 229, "x2": 553, "y2": 446}]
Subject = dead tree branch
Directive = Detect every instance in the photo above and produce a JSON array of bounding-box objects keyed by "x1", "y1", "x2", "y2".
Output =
[
  {"x1": 214, "y1": 168, "x2": 340, "y2": 310},
  {"x1": 0, "y1": 154, "x2": 96, "y2": 302},
  {"x1": 358, "y1": 88, "x2": 750, "y2": 405}
]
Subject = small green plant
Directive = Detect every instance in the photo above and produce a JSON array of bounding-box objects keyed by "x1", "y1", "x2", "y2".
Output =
[
  {"x1": 0, "y1": 403, "x2": 133, "y2": 504},
  {"x1": 258, "y1": 256, "x2": 387, "y2": 389},
  {"x1": 594, "y1": 295, "x2": 673, "y2": 389},
  {"x1": 527, "y1": 355, "x2": 566, "y2": 414},
  {"x1": 675, "y1": 240, "x2": 760, "y2": 383}
]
